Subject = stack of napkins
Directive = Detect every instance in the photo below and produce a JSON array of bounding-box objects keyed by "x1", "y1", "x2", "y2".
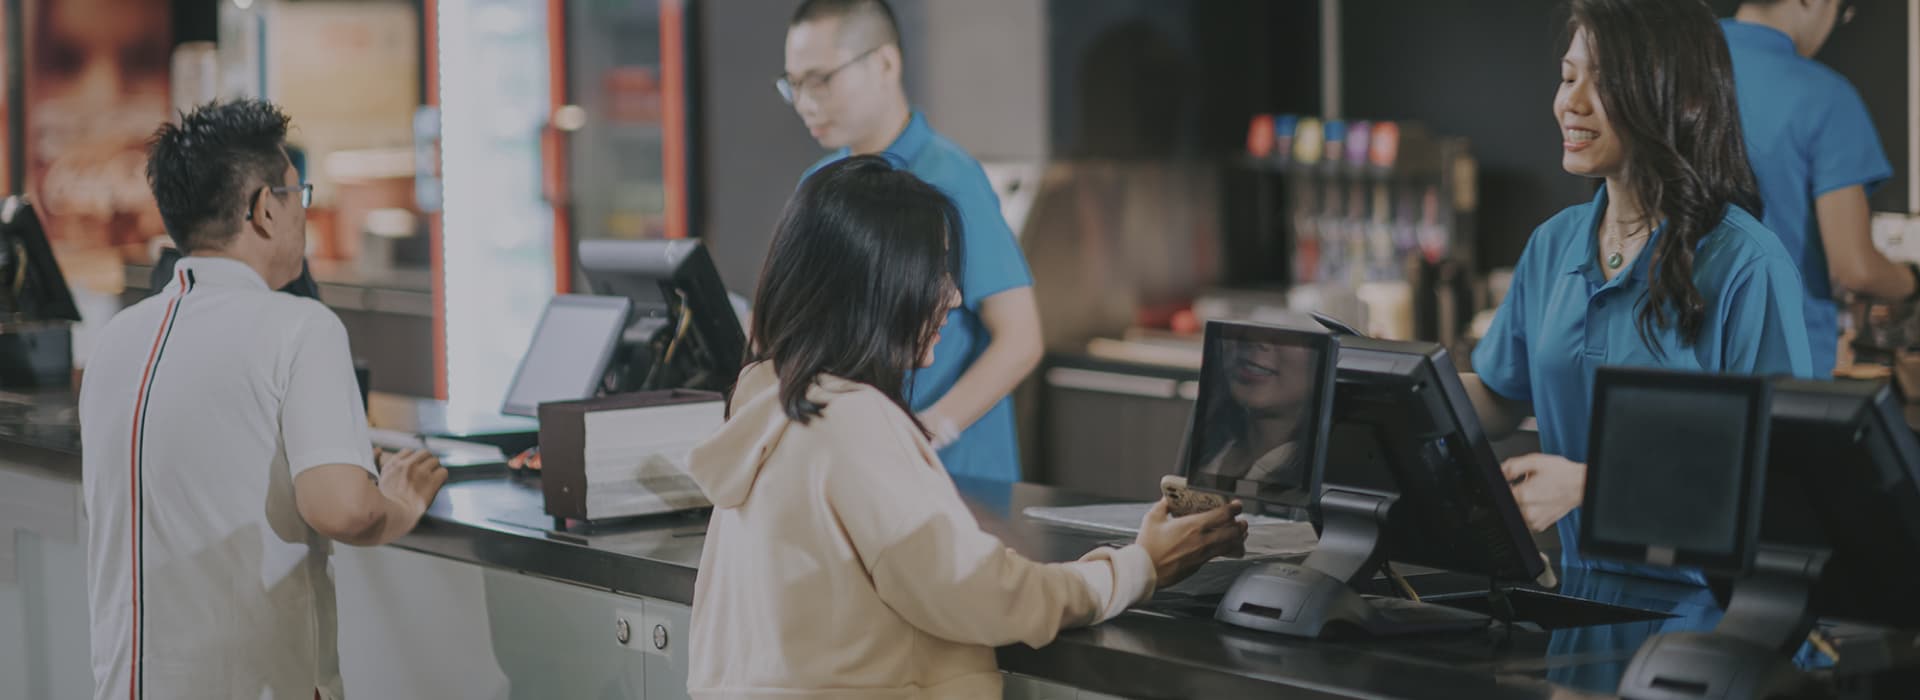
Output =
[
  {"x1": 580, "y1": 401, "x2": 725, "y2": 519},
  {"x1": 538, "y1": 390, "x2": 725, "y2": 521}
]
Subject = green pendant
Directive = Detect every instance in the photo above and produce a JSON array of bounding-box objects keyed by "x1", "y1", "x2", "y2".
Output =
[{"x1": 1607, "y1": 252, "x2": 1624, "y2": 270}]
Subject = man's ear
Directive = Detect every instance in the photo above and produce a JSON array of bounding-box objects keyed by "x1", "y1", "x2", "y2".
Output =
[
  {"x1": 876, "y1": 44, "x2": 903, "y2": 82},
  {"x1": 247, "y1": 187, "x2": 273, "y2": 237}
]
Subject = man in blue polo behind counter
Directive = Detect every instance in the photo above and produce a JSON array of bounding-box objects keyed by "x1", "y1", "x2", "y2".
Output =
[
  {"x1": 780, "y1": 0, "x2": 1043, "y2": 482},
  {"x1": 1723, "y1": 0, "x2": 1912, "y2": 377}
]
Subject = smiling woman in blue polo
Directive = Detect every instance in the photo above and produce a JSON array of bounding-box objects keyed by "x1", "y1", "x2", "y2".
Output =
[{"x1": 1467, "y1": 0, "x2": 1814, "y2": 583}]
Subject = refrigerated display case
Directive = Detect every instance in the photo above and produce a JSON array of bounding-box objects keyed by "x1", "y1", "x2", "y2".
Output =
[
  {"x1": 434, "y1": 0, "x2": 693, "y2": 417},
  {"x1": 563, "y1": 0, "x2": 693, "y2": 247}
]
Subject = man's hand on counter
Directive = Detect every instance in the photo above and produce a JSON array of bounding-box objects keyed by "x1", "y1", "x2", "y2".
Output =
[
  {"x1": 294, "y1": 450, "x2": 447, "y2": 547},
  {"x1": 379, "y1": 448, "x2": 448, "y2": 520}
]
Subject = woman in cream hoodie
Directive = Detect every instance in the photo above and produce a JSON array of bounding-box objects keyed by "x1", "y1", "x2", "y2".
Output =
[{"x1": 685, "y1": 156, "x2": 1249, "y2": 699}]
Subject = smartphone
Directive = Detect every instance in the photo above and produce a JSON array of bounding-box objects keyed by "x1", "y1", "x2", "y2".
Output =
[{"x1": 1160, "y1": 475, "x2": 1228, "y2": 517}]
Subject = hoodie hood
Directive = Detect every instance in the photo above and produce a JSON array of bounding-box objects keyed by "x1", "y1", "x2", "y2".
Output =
[
  {"x1": 688, "y1": 362, "x2": 879, "y2": 508},
  {"x1": 687, "y1": 363, "x2": 789, "y2": 508}
]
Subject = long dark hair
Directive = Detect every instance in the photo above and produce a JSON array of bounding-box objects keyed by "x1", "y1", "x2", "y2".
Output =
[
  {"x1": 1568, "y1": 0, "x2": 1763, "y2": 349},
  {"x1": 748, "y1": 155, "x2": 963, "y2": 435}
]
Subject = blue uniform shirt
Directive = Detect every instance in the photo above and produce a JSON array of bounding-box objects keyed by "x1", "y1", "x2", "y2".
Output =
[
  {"x1": 803, "y1": 112, "x2": 1034, "y2": 482},
  {"x1": 1472, "y1": 185, "x2": 1814, "y2": 579},
  {"x1": 1722, "y1": 19, "x2": 1894, "y2": 377}
]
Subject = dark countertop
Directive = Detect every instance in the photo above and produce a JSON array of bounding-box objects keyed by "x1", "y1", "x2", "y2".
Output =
[
  {"x1": 9, "y1": 390, "x2": 1910, "y2": 698},
  {"x1": 342, "y1": 475, "x2": 1691, "y2": 698},
  {"x1": 0, "y1": 388, "x2": 81, "y2": 458}
]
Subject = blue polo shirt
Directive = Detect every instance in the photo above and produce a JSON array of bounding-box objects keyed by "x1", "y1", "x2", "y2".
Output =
[
  {"x1": 1473, "y1": 185, "x2": 1813, "y2": 578},
  {"x1": 1722, "y1": 19, "x2": 1894, "y2": 377},
  {"x1": 803, "y1": 112, "x2": 1033, "y2": 482}
]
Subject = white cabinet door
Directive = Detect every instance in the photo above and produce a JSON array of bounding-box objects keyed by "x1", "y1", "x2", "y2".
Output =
[
  {"x1": 640, "y1": 599, "x2": 693, "y2": 700},
  {"x1": 0, "y1": 464, "x2": 90, "y2": 700},
  {"x1": 335, "y1": 545, "x2": 512, "y2": 699}
]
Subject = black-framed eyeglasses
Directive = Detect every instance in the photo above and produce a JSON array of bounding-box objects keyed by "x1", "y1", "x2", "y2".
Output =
[
  {"x1": 244, "y1": 183, "x2": 312, "y2": 221},
  {"x1": 774, "y1": 46, "x2": 881, "y2": 105}
]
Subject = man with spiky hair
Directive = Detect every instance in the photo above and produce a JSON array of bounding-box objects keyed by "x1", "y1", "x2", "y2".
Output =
[{"x1": 78, "y1": 99, "x2": 445, "y2": 700}]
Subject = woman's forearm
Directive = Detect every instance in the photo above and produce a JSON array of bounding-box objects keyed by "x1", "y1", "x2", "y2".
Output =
[{"x1": 1461, "y1": 373, "x2": 1532, "y2": 440}]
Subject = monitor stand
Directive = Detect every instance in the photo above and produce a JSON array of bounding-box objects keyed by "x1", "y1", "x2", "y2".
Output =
[
  {"x1": 607, "y1": 315, "x2": 672, "y2": 393},
  {"x1": 1616, "y1": 546, "x2": 1828, "y2": 700},
  {"x1": 1215, "y1": 488, "x2": 1492, "y2": 638}
]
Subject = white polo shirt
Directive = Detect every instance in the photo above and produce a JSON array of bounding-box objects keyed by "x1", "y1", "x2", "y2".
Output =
[{"x1": 79, "y1": 256, "x2": 375, "y2": 700}]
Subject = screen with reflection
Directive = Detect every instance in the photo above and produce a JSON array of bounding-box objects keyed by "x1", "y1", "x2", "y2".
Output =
[{"x1": 1184, "y1": 323, "x2": 1334, "y2": 508}]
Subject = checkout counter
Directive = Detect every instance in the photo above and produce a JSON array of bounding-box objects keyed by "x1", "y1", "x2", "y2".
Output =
[
  {"x1": 0, "y1": 394, "x2": 1735, "y2": 699},
  {"x1": 9, "y1": 376, "x2": 1920, "y2": 697},
  {"x1": 8, "y1": 385, "x2": 1918, "y2": 698}
]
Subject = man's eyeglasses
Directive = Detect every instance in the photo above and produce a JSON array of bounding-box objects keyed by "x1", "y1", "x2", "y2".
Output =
[
  {"x1": 774, "y1": 46, "x2": 881, "y2": 105},
  {"x1": 244, "y1": 184, "x2": 312, "y2": 221}
]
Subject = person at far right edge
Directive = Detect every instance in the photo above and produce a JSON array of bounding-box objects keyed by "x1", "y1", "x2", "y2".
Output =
[{"x1": 1723, "y1": 0, "x2": 1908, "y2": 377}]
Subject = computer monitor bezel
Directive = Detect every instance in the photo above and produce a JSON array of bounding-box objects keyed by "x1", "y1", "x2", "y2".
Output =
[
  {"x1": 1180, "y1": 320, "x2": 1338, "y2": 512},
  {"x1": 1, "y1": 197, "x2": 81, "y2": 322},
  {"x1": 500, "y1": 294, "x2": 633, "y2": 418},
  {"x1": 577, "y1": 238, "x2": 747, "y2": 393},
  {"x1": 1320, "y1": 336, "x2": 1547, "y2": 583},
  {"x1": 1582, "y1": 366, "x2": 1773, "y2": 577},
  {"x1": 1751, "y1": 377, "x2": 1920, "y2": 628}
]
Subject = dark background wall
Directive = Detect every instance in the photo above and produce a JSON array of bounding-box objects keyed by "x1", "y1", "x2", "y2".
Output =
[
  {"x1": 1046, "y1": 0, "x2": 1321, "y2": 160},
  {"x1": 1804, "y1": 0, "x2": 1912, "y2": 213},
  {"x1": 1342, "y1": 0, "x2": 1595, "y2": 273},
  {"x1": 695, "y1": 0, "x2": 830, "y2": 294}
]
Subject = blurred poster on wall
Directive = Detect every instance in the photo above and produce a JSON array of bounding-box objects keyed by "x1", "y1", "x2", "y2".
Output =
[
  {"x1": 24, "y1": 0, "x2": 172, "y2": 298},
  {"x1": 267, "y1": 2, "x2": 419, "y2": 201}
]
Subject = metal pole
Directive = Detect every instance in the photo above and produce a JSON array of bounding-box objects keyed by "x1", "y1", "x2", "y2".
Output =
[
  {"x1": 5, "y1": 0, "x2": 25, "y2": 193},
  {"x1": 1321, "y1": 0, "x2": 1342, "y2": 120}
]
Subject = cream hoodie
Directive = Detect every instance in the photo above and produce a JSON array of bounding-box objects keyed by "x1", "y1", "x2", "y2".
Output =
[{"x1": 684, "y1": 363, "x2": 1156, "y2": 699}]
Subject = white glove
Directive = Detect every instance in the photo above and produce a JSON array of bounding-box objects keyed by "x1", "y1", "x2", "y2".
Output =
[{"x1": 922, "y1": 414, "x2": 962, "y2": 450}]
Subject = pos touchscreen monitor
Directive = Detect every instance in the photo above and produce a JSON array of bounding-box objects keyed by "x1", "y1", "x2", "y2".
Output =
[
  {"x1": 1181, "y1": 320, "x2": 1338, "y2": 514},
  {"x1": 1215, "y1": 336, "x2": 1552, "y2": 639},
  {"x1": 1582, "y1": 367, "x2": 1773, "y2": 575}
]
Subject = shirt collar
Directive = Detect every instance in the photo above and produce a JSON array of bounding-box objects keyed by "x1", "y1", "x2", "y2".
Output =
[
  {"x1": 1565, "y1": 183, "x2": 1664, "y2": 288},
  {"x1": 170, "y1": 256, "x2": 272, "y2": 291},
  {"x1": 874, "y1": 111, "x2": 932, "y2": 164},
  {"x1": 1720, "y1": 19, "x2": 1797, "y2": 56}
]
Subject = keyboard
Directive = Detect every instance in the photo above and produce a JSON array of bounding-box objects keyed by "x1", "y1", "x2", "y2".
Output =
[{"x1": 370, "y1": 428, "x2": 507, "y2": 467}]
